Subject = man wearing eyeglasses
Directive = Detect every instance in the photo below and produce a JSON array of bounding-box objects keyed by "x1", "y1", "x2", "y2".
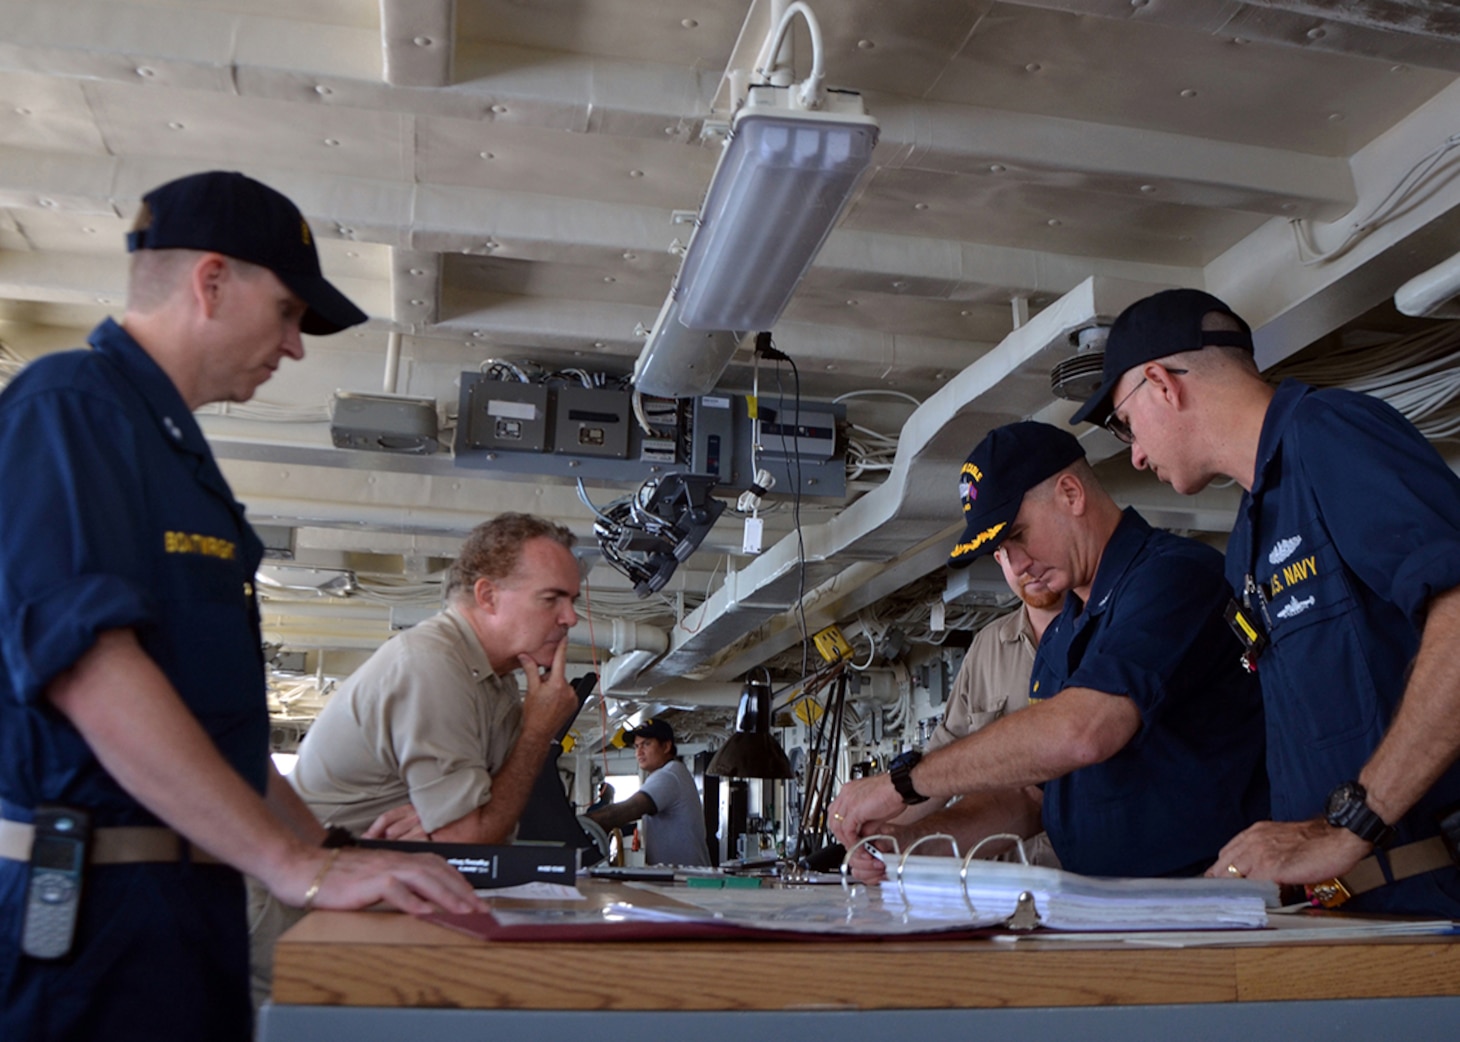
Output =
[
  {"x1": 830, "y1": 422, "x2": 1267, "y2": 883},
  {"x1": 1070, "y1": 287, "x2": 1460, "y2": 917}
]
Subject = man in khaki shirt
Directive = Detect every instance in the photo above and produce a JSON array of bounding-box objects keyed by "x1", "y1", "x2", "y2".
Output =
[
  {"x1": 250, "y1": 512, "x2": 583, "y2": 1006},
  {"x1": 892, "y1": 547, "x2": 1064, "y2": 865}
]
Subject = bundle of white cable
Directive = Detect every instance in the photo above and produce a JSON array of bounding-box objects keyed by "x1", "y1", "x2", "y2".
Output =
[
  {"x1": 737, "y1": 468, "x2": 777, "y2": 513},
  {"x1": 1272, "y1": 322, "x2": 1460, "y2": 440}
]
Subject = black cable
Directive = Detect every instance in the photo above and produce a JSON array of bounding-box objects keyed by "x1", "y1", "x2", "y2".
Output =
[{"x1": 757, "y1": 335, "x2": 809, "y2": 680}]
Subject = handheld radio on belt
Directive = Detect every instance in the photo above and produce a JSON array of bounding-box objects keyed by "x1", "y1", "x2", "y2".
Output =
[{"x1": 20, "y1": 805, "x2": 91, "y2": 960}]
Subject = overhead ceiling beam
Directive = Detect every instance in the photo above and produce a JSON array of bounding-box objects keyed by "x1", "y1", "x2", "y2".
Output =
[
  {"x1": 0, "y1": 247, "x2": 392, "y2": 324},
  {"x1": 874, "y1": 95, "x2": 1356, "y2": 221},
  {"x1": 1009, "y1": 0, "x2": 1460, "y2": 72},
  {"x1": 380, "y1": 0, "x2": 454, "y2": 87},
  {"x1": 1205, "y1": 77, "x2": 1460, "y2": 365},
  {"x1": 0, "y1": 0, "x2": 380, "y2": 83}
]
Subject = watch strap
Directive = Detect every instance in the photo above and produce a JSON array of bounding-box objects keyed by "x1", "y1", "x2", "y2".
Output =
[
  {"x1": 1326, "y1": 781, "x2": 1395, "y2": 848},
  {"x1": 889, "y1": 751, "x2": 929, "y2": 805}
]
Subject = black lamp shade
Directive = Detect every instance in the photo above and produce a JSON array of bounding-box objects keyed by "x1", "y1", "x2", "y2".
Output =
[{"x1": 706, "y1": 680, "x2": 793, "y2": 779}]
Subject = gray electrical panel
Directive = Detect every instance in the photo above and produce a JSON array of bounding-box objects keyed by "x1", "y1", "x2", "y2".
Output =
[
  {"x1": 454, "y1": 374, "x2": 687, "y2": 482},
  {"x1": 690, "y1": 395, "x2": 846, "y2": 499},
  {"x1": 689, "y1": 395, "x2": 736, "y2": 482},
  {"x1": 552, "y1": 386, "x2": 631, "y2": 459},
  {"x1": 330, "y1": 391, "x2": 439, "y2": 455},
  {"x1": 460, "y1": 375, "x2": 549, "y2": 453}
]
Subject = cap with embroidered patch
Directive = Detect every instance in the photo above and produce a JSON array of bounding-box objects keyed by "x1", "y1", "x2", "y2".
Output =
[
  {"x1": 948, "y1": 421, "x2": 1086, "y2": 568},
  {"x1": 126, "y1": 170, "x2": 367, "y2": 336},
  {"x1": 1070, "y1": 288, "x2": 1252, "y2": 427},
  {"x1": 624, "y1": 717, "x2": 674, "y2": 743}
]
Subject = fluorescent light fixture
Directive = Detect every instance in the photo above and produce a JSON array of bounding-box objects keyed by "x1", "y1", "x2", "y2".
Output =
[
  {"x1": 1396, "y1": 251, "x2": 1460, "y2": 319},
  {"x1": 633, "y1": 84, "x2": 878, "y2": 399},
  {"x1": 631, "y1": 296, "x2": 748, "y2": 400},
  {"x1": 678, "y1": 87, "x2": 878, "y2": 331},
  {"x1": 256, "y1": 564, "x2": 357, "y2": 596}
]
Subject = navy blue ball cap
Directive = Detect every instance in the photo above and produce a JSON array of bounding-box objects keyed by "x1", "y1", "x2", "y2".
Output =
[
  {"x1": 126, "y1": 170, "x2": 368, "y2": 336},
  {"x1": 624, "y1": 717, "x2": 674, "y2": 743},
  {"x1": 949, "y1": 421, "x2": 1085, "y2": 568},
  {"x1": 1069, "y1": 288, "x2": 1253, "y2": 427}
]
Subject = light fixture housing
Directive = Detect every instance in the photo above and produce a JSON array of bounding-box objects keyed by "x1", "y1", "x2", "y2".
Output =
[
  {"x1": 1396, "y1": 251, "x2": 1460, "y2": 319},
  {"x1": 677, "y1": 86, "x2": 878, "y2": 332},
  {"x1": 632, "y1": 85, "x2": 878, "y2": 399},
  {"x1": 706, "y1": 677, "x2": 794, "y2": 779}
]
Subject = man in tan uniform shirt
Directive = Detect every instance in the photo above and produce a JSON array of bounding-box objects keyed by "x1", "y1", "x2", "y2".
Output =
[
  {"x1": 891, "y1": 546, "x2": 1064, "y2": 865},
  {"x1": 250, "y1": 513, "x2": 583, "y2": 1007}
]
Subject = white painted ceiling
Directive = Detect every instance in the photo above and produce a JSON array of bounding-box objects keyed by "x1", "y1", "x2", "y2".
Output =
[{"x1": 3, "y1": 0, "x2": 1460, "y2": 744}]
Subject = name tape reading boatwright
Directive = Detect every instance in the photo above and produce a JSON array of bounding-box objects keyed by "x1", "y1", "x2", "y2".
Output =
[{"x1": 163, "y1": 531, "x2": 236, "y2": 560}]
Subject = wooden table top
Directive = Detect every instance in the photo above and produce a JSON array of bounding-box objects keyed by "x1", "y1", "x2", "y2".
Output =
[{"x1": 271, "y1": 880, "x2": 1460, "y2": 1012}]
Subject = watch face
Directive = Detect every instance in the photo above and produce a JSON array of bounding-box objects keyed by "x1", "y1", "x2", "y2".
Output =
[
  {"x1": 890, "y1": 750, "x2": 920, "y2": 771},
  {"x1": 1326, "y1": 783, "x2": 1356, "y2": 817}
]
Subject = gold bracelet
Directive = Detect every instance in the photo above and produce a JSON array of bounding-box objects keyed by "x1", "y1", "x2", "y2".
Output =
[{"x1": 302, "y1": 848, "x2": 342, "y2": 911}]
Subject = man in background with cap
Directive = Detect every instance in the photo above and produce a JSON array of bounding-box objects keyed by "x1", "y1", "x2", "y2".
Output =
[
  {"x1": 883, "y1": 547, "x2": 1066, "y2": 867},
  {"x1": 1072, "y1": 287, "x2": 1460, "y2": 916},
  {"x1": 587, "y1": 718, "x2": 711, "y2": 866},
  {"x1": 0, "y1": 171, "x2": 480, "y2": 1041},
  {"x1": 829, "y1": 422, "x2": 1267, "y2": 882}
]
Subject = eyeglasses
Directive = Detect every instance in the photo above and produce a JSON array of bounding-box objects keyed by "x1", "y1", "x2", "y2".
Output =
[{"x1": 1103, "y1": 368, "x2": 1187, "y2": 444}]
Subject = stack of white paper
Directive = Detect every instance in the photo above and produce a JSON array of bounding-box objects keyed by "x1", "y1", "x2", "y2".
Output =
[{"x1": 894, "y1": 855, "x2": 1276, "y2": 930}]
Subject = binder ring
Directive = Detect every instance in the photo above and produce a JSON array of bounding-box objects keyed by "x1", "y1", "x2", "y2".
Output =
[
  {"x1": 840, "y1": 834, "x2": 898, "y2": 895},
  {"x1": 958, "y1": 833, "x2": 1029, "y2": 918},
  {"x1": 895, "y1": 833, "x2": 960, "y2": 907},
  {"x1": 967, "y1": 832, "x2": 1030, "y2": 864}
]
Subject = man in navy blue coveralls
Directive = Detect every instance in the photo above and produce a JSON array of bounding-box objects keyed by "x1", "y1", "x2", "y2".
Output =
[
  {"x1": 1073, "y1": 288, "x2": 1460, "y2": 916},
  {"x1": 829, "y1": 422, "x2": 1267, "y2": 880},
  {"x1": 0, "y1": 171, "x2": 480, "y2": 1042}
]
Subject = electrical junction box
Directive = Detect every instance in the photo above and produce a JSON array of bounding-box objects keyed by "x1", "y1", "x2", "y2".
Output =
[
  {"x1": 690, "y1": 395, "x2": 846, "y2": 499},
  {"x1": 459, "y1": 375, "x2": 549, "y2": 453},
  {"x1": 454, "y1": 375, "x2": 685, "y2": 482},
  {"x1": 552, "y1": 386, "x2": 630, "y2": 459},
  {"x1": 758, "y1": 404, "x2": 838, "y2": 464},
  {"x1": 330, "y1": 391, "x2": 439, "y2": 455},
  {"x1": 690, "y1": 395, "x2": 736, "y2": 482}
]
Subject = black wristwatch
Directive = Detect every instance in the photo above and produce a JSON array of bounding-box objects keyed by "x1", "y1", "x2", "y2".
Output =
[
  {"x1": 1325, "y1": 780, "x2": 1395, "y2": 848},
  {"x1": 888, "y1": 749, "x2": 929, "y2": 805},
  {"x1": 321, "y1": 826, "x2": 357, "y2": 849}
]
